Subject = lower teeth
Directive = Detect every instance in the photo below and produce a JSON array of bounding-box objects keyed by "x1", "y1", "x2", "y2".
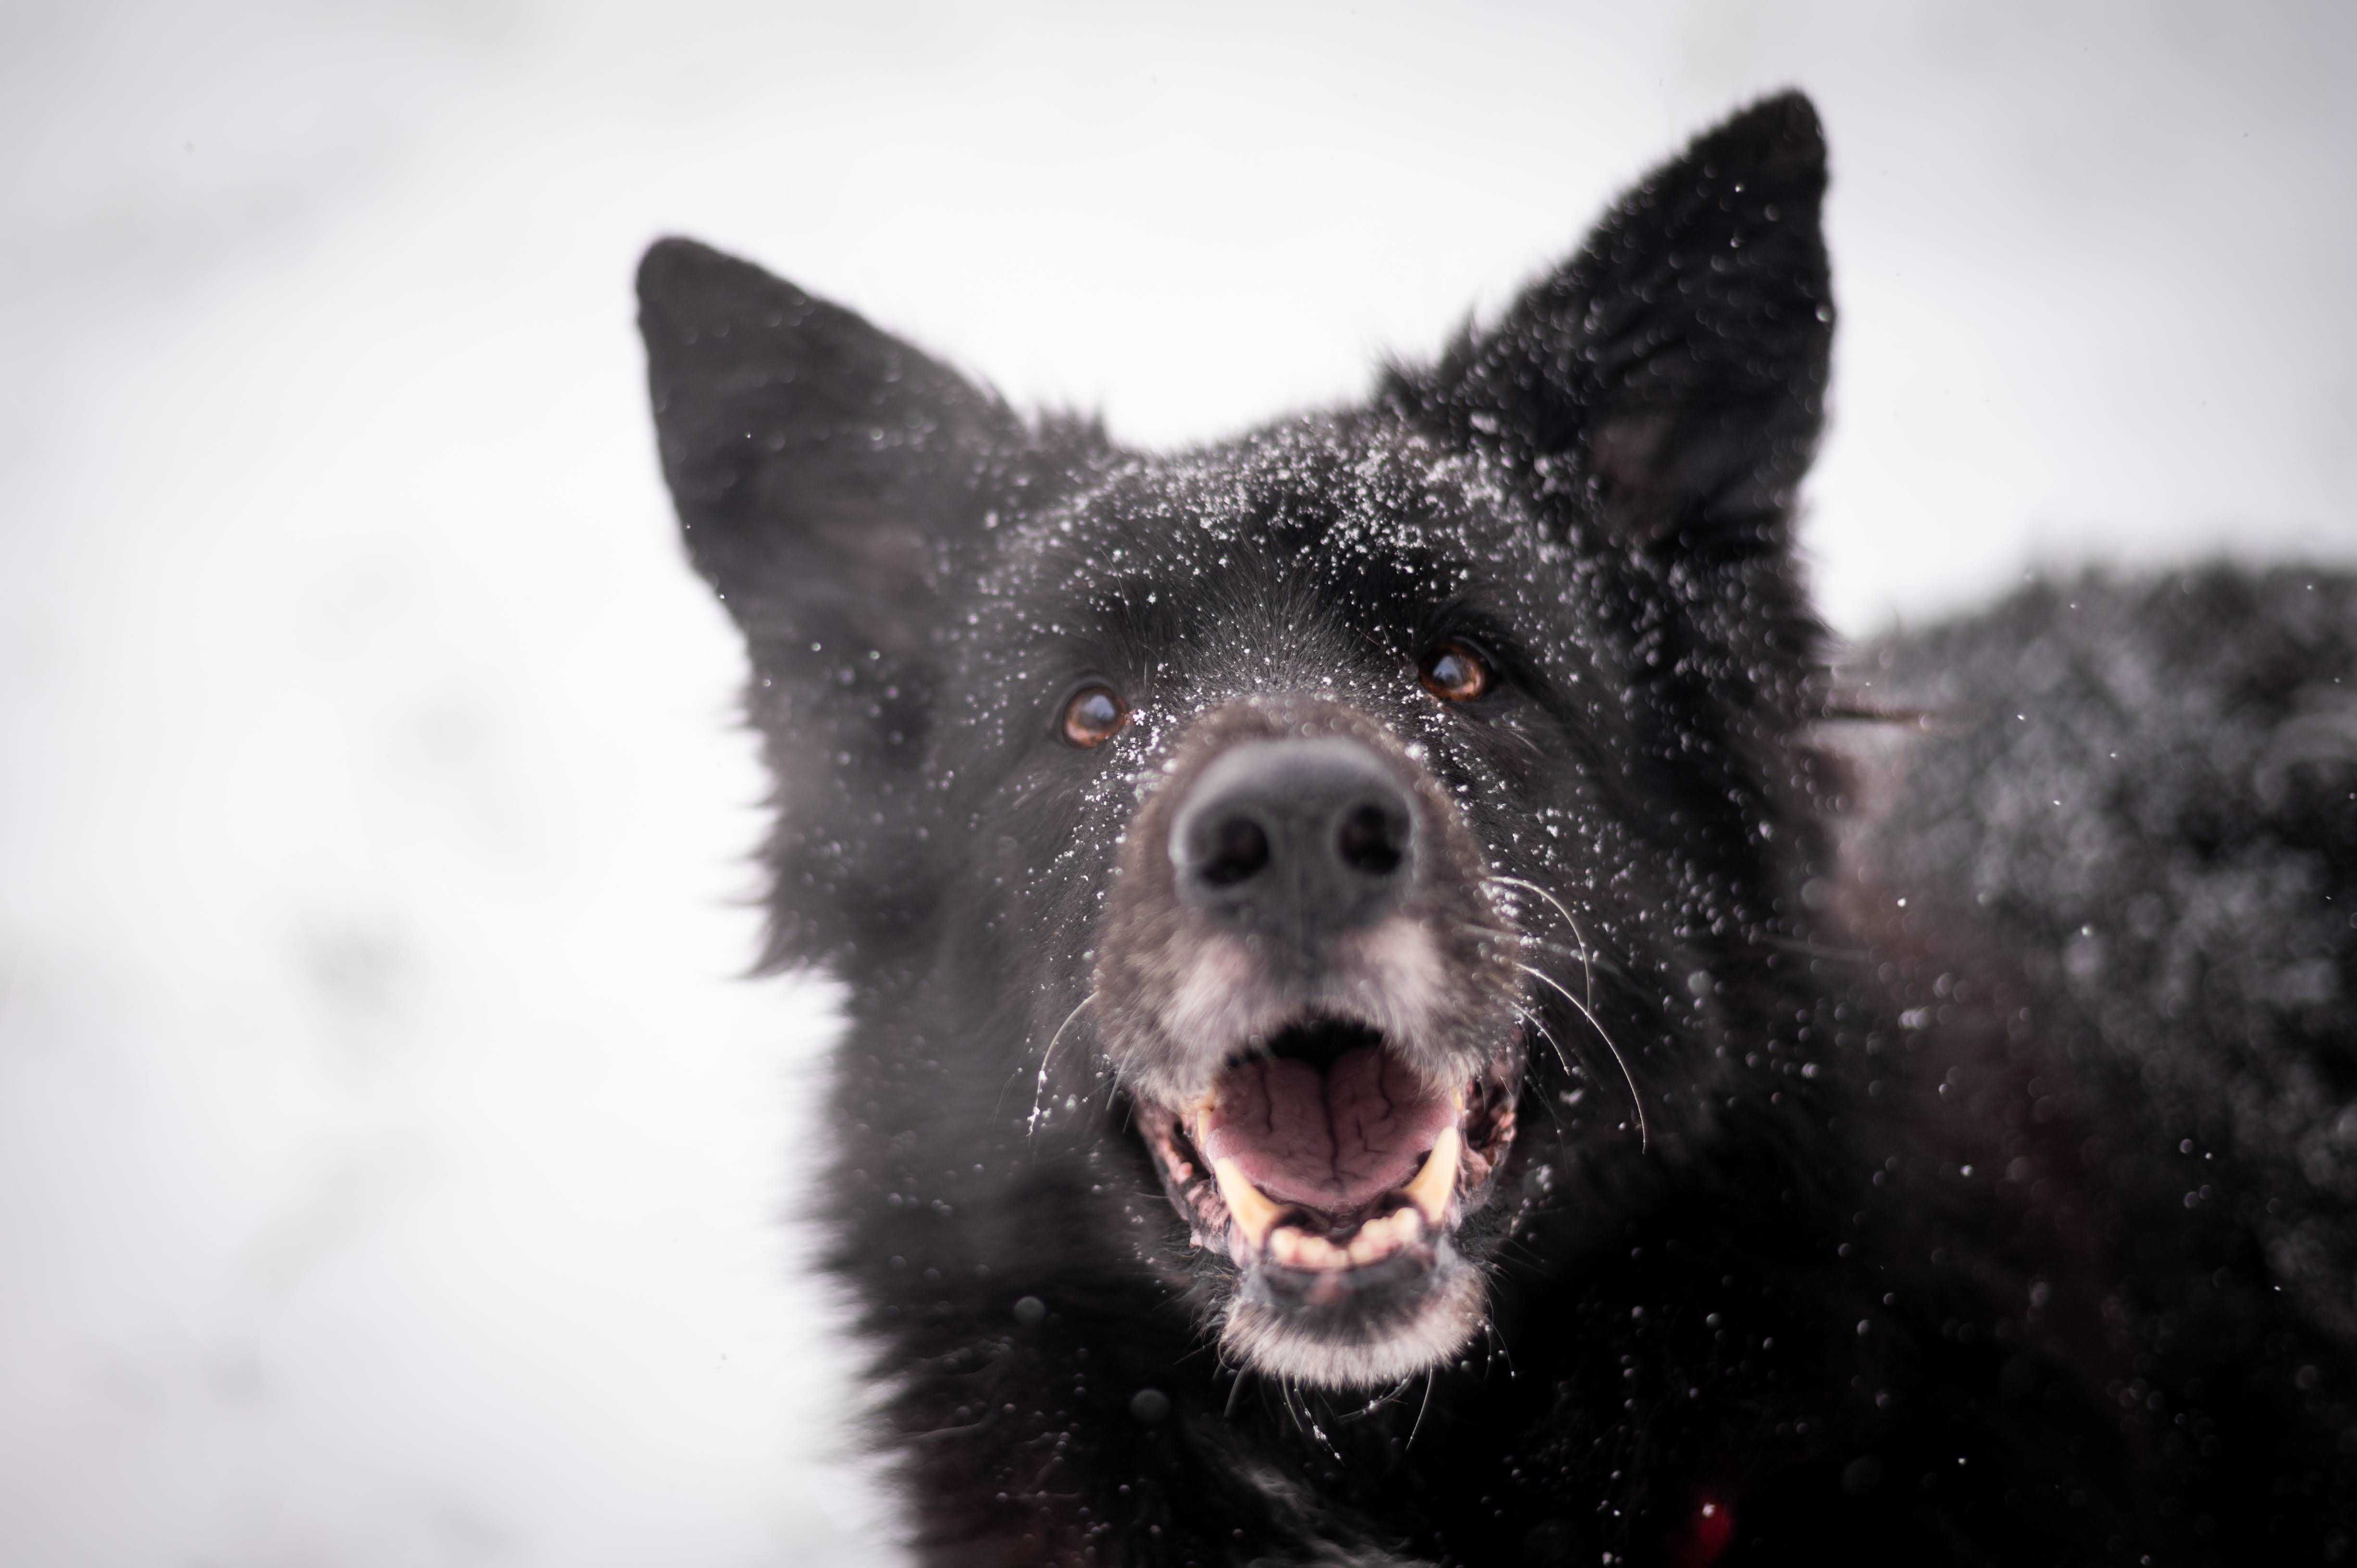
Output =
[{"x1": 1204, "y1": 1128, "x2": 1461, "y2": 1271}]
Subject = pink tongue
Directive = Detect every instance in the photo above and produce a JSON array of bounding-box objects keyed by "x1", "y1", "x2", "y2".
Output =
[{"x1": 1197, "y1": 1045, "x2": 1456, "y2": 1216}]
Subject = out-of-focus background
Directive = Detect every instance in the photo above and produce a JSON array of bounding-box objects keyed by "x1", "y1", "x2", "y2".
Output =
[{"x1": 1, "y1": 2, "x2": 2350, "y2": 1562}]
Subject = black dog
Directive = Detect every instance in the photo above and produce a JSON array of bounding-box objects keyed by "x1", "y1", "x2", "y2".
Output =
[{"x1": 638, "y1": 93, "x2": 2356, "y2": 1565}]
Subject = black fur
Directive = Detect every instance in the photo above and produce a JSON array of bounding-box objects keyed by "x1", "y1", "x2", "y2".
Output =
[{"x1": 639, "y1": 93, "x2": 2356, "y2": 1565}]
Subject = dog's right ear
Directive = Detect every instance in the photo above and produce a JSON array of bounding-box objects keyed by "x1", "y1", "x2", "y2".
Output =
[
  {"x1": 640, "y1": 240, "x2": 1040, "y2": 960},
  {"x1": 637, "y1": 237, "x2": 1021, "y2": 662}
]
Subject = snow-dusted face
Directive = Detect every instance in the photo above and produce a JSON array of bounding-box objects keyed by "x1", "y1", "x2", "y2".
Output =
[{"x1": 937, "y1": 422, "x2": 1697, "y2": 1387}]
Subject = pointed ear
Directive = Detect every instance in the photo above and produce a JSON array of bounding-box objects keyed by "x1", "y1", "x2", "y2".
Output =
[
  {"x1": 637, "y1": 238, "x2": 1022, "y2": 659},
  {"x1": 1391, "y1": 91, "x2": 1832, "y2": 554}
]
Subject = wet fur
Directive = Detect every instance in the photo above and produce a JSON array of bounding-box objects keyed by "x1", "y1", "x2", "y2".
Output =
[{"x1": 640, "y1": 94, "x2": 2356, "y2": 1565}]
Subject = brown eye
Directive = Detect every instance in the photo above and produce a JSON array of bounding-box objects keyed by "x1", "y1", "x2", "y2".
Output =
[
  {"x1": 1419, "y1": 639, "x2": 1493, "y2": 703},
  {"x1": 1060, "y1": 682, "x2": 1129, "y2": 748}
]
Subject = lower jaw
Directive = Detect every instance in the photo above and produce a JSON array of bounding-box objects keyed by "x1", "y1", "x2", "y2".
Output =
[
  {"x1": 1147, "y1": 1110, "x2": 1512, "y2": 1391},
  {"x1": 1220, "y1": 1245, "x2": 1487, "y2": 1390}
]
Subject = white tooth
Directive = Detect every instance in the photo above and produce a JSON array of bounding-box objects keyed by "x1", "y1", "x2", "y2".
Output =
[
  {"x1": 1211, "y1": 1157, "x2": 1285, "y2": 1249},
  {"x1": 1365, "y1": 1207, "x2": 1424, "y2": 1263},
  {"x1": 1271, "y1": 1228, "x2": 1348, "y2": 1271},
  {"x1": 1345, "y1": 1214, "x2": 1398, "y2": 1266},
  {"x1": 1403, "y1": 1123, "x2": 1462, "y2": 1227}
]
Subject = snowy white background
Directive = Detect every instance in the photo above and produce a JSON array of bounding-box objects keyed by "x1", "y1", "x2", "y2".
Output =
[{"x1": 1, "y1": 2, "x2": 2351, "y2": 1563}]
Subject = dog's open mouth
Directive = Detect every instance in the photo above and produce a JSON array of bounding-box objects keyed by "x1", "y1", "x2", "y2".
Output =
[{"x1": 1139, "y1": 1019, "x2": 1519, "y2": 1307}]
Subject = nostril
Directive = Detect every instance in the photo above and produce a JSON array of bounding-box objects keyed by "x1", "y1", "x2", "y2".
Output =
[
  {"x1": 1198, "y1": 815, "x2": 1272, "y2": 887},
  {"x1": 1336, "y1": 801, "x2": 1407, "y2": 879}
]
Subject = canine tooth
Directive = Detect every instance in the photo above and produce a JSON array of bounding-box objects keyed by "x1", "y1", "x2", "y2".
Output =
[
  {"x1": 1211, "y1": 1157, "x2": 1285, "y2": 1249},
  {"x1": 1403, "y1": 1123, "x2": 1462, "y2": 1227}
]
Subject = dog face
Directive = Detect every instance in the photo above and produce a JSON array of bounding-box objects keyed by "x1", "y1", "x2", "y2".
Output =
[{"x1": 642, "y1": 93, "x2": 1835, "y2": 1392}]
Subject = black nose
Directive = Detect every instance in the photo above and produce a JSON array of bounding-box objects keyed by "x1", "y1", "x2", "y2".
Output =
[{"x1": 1170, "y1": 737, "x2": 1416, "y2": 948}]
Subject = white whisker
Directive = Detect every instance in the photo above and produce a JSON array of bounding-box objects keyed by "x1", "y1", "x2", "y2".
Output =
[
  {"x1": 1026, "y1": 991, "x2": 1098, "y2": 1137},
  {"x1": 1489, "y1": 873, "x2": 1599, "y2": 1015},
  {"x1": 1517, "y1": 960, "x2": 1648, "y2": 1151},
  {"x1": 1408, "y1": 1368, "x2": 1437, "y2": 1450},
  {"x1": 1509, "y1": 1000, "x2": 1574, "y2": 1082}
]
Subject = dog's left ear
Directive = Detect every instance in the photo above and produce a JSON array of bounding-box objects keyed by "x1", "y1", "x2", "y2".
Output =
[
  {"x1": 1390, "y1": 90, "x2": 1832, "y2": 558},
  {"x1": 636, "y1": 237, "x2": 1022, "y2": 662}
]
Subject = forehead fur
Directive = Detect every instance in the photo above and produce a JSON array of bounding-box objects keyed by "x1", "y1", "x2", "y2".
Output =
[
  {"x1": 961, "y1": 411, "x2": 1603, "y2": 685},
  {"x1": 999, "y1": 411, "x2": 1535, "y2": 581}
]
